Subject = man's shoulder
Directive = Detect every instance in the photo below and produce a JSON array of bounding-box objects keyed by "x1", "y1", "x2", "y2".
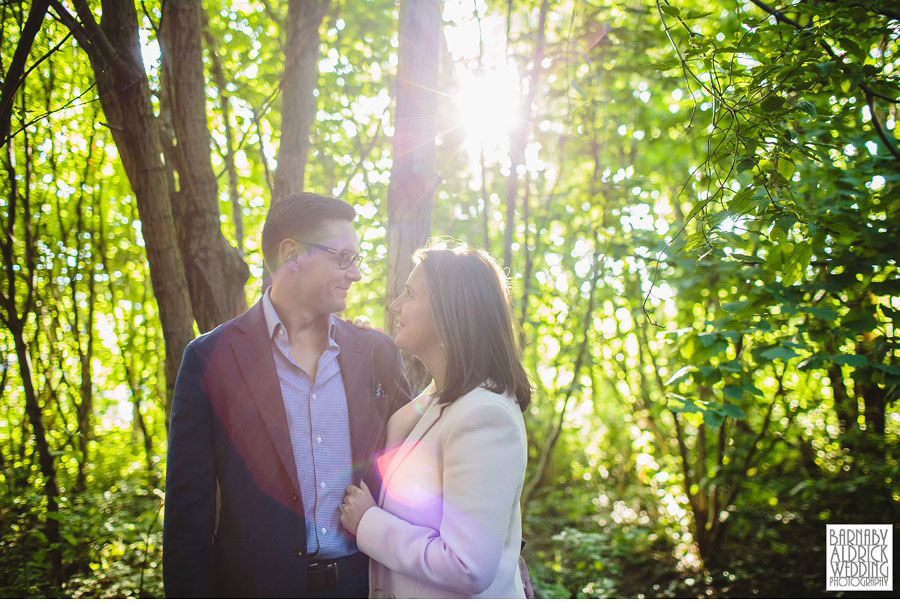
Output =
[
  {"x1": 185, "y1": 303, "x2": 261, "y2": 357},
  {"x1": 332, "y1": 315, "x2": 397, "y2": 352}
]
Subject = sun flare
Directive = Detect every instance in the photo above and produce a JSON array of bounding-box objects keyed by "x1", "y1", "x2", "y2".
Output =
[{"x1": 453, "y1": 65, "x2": 522, "y2": 153}]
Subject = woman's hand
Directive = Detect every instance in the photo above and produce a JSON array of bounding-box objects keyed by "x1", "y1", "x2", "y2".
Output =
[{"x1": 340, "y1": 480, "x2": 376, "y2": 536}]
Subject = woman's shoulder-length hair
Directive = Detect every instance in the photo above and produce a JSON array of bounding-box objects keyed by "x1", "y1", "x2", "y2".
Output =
[{"x1": 415, "y1": 244, "x2": 532, "y2": 411}]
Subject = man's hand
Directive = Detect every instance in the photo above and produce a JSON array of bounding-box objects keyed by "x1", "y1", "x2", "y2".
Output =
[
  {"x1": 339, "y1": 481, "x2": 376, "y2": 536},
  {"x1": 352, "y1": 317, "x2": 382, "y2": 332}
]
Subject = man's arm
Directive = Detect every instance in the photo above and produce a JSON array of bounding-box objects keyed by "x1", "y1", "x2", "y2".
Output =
[
  {"x1": 384, "y1": 341, "x2": 413, "y2": 415},
  {"x1": 162, "y1": 341, "x2": 217, "y2": 597}
]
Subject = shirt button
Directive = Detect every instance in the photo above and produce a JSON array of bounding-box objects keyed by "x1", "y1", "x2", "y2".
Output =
[
  {"x1": 316, "y1": 436, "x2": 322, "y2": 443},
  {"x1": 292, "y1": 548, "x2": 303, "y2": 558},
  {"x1": 320, "y1": 481, "x2": 326, "y2": 489},
  {"x1": 321, "y1": 527, "x2": 327, "y2": 535},
  {"x1": 311, "y1": 393, "x2": 317, "y2": 400}
]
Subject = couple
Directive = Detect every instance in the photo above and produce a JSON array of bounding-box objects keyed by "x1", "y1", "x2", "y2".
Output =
[{"x1": 162, "y1": 192, "x2": 531, "y2": 598}]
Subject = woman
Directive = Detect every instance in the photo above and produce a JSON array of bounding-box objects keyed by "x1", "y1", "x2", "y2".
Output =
[{"x1": 339, "y1": 244, "x2": 531, "y2": 598}]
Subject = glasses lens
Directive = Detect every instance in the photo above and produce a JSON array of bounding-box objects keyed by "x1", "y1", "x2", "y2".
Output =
[{"x1": 338, "y1": 252, "x2": 362, "y2": 269}]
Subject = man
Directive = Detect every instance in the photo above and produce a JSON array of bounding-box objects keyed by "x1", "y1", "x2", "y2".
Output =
[{"x1": 163, "y1": 192, "x2": 412, "y2": 597}]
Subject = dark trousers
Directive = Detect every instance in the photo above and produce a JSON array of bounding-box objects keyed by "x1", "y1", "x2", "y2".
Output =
[{"x1": 314, "y1": 565, "x2": 368, "y2": 598}]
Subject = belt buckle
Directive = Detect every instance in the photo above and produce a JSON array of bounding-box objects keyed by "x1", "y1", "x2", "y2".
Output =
[{"x1": 309, "y1": 559, "x2": 341, "y2": 590}]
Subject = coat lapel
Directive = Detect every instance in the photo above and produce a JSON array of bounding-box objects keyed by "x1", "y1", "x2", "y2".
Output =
[
  {"x1": 230, "y1": 301, "x2": 301, "y2": 496},
  {"x1": 334, "y1": 320, "x2": 388, "y2": 488},
  {"x1": 379, "y1": 397, "x2": 442, "y2": 500}
]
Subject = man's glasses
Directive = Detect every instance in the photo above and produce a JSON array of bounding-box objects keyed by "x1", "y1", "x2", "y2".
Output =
[{"x1": 291, "y1": 239, "x2": 365, "y2": 269}]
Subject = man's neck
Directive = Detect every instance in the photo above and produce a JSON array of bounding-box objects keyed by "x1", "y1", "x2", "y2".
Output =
[{"x1": 269, "y1": 289, "x2": 330, "y2": 349}]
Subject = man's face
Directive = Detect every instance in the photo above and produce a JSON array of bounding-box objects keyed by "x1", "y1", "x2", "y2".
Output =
[{"x1": 276, "y1": 219, "x2": 362, "y2": 316}]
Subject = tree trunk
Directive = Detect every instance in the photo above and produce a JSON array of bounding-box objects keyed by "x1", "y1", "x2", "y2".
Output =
[
  {"x1": 0, "y1": 0, "x2": 50, "y2": 148},
  {"x1": 273, "y1": 0, "x2": 331, "y2": 201},
  {"x1": 385, "y1": 0, "x2": 440, "y2": 393},
  {"x1": 1, "y1": 122, "x2": 63, "y2": 587},
  {"x1": 159, "y1": 0, "x2": 249, "y2": 334},
  {"x1": 502, "y1": 0, "x2": 549, "y2": 272},
  {"x1": 68, "y1": 0, "x2": 196, "y2": 415}
]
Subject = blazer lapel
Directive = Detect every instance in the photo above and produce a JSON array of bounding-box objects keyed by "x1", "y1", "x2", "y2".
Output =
[
  {"x1": 230, "y1": 301, "x2": 301, "y2": 496},
  {"x1": 379, "y1": 398, "x2": 442, "y2": 498},
  {"x1": 334, "y1": 320, "x2": 388, "y2": 488}
]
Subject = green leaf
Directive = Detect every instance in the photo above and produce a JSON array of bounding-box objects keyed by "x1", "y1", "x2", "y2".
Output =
[
  {"x1": 871, "y1": 280, "x2": 900, "y2": 295},
  {"x1": 698, "y1": 333, "x2": 719, "y2": 347},
  {"x1": 874, "y1": 363, "x2": 900, "y2": 376},
  {"x1": 813, "y1": 61, "x2": 837, "y2": 76},
  {"x1": 722, "y1": 384, "x2": 744, "y2": 400},
  {"x1": 805, "y1": 306, "x2": 838, "y2": 321},
  {"x1": 831, "y1": 354, "x2": 868, "y2": 367},
  {"x1": 777, "y1": 160, "x2": 795, "y2": 183},
  {"x1": 718, "y1": 360, "x2": 742, "y2": 373},
  {"x1": 722, "y1": 403, "x2": 747, "y2": 419},
  {"x1": 660, "y1": 5, "x2": 681, "y2": 17},
  {"x1": 728, "y1": 188, "x2": 756, "y2": 214},
  {"x1": 736, "y1": 158, "x2": 756, "y2": 173},
  {"x1": 782, "y1": 241, "x2": 812, "y2": 285},
  {"x1": 702, "y1": 408, "x2": 724, "y2": 427},
  {"x1": 841, "y1": 313, "x2": 878, "y2": 332},
  {"x1": 665, "y1": 365, "x2": 694, "y2": 387},
  {"x1": 572, "y1": 80, "x2": 587, "y2": 98},
  {"x1": 648, "y1": 58, "x2": 680, "y2": 71},
  {"x1": 722, "y1": 299, "x2": 750, "y2": 312},
  {"x1": 761, "y1": 347, "x2": 800, "y2": 361},
  {"x1": 879, "y1": 305, "x2": 900, "y2": 321},
  {"x1": 796, "y1": 101, "x2": 817, "y2": 117},
  {"x1": 729, "y1": 252, "x2": 763, "y2": 263},
  {"x1": 838, "y1": 37, "x2": 865, "y2": 61},
  {"x1": 760, "y1": 94, "x2": 785, "y2": 112},
  {"x1": 743, "y1": 383, "x2": 763, "y2": 396}
]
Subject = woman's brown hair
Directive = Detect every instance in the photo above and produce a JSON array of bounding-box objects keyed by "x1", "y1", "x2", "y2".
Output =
[{"x1": 414, "y1": 245, "x2": 531, "y2": 411}]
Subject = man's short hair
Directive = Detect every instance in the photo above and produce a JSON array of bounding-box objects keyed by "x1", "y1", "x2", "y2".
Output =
[{"x1": 262, "y1": 192, "x2": 356, "y2": 270}]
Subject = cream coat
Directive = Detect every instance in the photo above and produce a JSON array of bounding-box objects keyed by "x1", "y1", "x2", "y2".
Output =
[{"x1": 356, "y1": 386, "x2": 527, "y2": 598}]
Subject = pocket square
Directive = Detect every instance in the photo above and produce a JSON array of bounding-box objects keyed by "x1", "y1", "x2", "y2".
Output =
[{"x1": 375, "y1": 382, "x2": 384, "y2": 397}]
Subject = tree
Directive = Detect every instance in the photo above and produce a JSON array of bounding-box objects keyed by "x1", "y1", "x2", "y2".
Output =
[{"x1": 385, "y1": 0, "x2": 441, "y2": 390}]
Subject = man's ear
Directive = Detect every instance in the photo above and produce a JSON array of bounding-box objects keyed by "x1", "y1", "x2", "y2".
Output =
[{"x1": 279, "y1": 239, "x2": 298, "y2": 265}]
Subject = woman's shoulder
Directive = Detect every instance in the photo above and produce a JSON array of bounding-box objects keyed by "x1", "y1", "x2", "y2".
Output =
[{"x1": 445, "y1": 386, "x2": 523, "y2": 420}]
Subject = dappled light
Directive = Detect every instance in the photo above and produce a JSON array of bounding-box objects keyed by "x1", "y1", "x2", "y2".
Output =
[{"x1": 2, "y1": 0, "x2": 898, "y2": 598}]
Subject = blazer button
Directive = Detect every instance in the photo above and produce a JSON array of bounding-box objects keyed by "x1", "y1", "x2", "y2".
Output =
[
  {"x1": 292, "y1": 548, "x2": 303, "y2": 558},
  {"x1": 291, "y1": 494, "x2": 299, "y2": 503}
]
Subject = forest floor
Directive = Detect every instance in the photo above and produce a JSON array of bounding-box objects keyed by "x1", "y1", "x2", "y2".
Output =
[{"x1": 525, "y1": 494, "x2": 898, "y2": 598}]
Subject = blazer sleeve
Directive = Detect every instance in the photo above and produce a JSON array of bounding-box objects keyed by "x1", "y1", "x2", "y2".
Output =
[
  {"x1": 162, "y1": 341, "x2": 217, "y2": 597},
  {"x1": 382, "y1": 338, "x2": 413, "y2": 414},
  {"x1": 356, "y1": 399, "x2": 525, "y2": 595}
]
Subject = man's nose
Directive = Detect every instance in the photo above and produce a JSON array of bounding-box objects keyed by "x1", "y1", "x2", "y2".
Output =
[{"x1": 346, "y1": 262, "x2": 362, "y2": 282}]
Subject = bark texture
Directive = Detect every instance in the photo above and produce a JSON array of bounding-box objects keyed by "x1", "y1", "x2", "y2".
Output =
[
  {"x1": 160, "y1": 0, "x2": 249, "y2": 333},
  {"x1": 273, "y1": 0, "x2": 331, "y2": 201},
  {"x1": 385, "y1": 0, "x2": 441, "y2": 392},
  {"x1": 64, "y1": 0, "x2": 196, "y2": 411}
]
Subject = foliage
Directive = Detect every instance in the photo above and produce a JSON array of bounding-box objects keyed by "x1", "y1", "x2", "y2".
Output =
[{"x1": 1, "y1": 0, "x2": 898, "y2": 597}]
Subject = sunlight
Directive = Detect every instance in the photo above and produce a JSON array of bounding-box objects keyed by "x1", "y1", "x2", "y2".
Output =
[{"x1": 453, "y1": 65, "x2": 522, "y2": 154}]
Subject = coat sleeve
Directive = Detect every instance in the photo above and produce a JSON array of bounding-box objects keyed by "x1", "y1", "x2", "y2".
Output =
[
  {"x1": 383, "y1": 339, "x2": 413, "y2": 414},
  {"x1": 162, "y1": 341, "x2": 217, "y2": 597},
  {"x1": 355, "y1": 399, "x2": 525, "y2": 595}
]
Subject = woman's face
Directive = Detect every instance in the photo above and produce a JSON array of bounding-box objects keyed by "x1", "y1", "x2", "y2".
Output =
[{"x1": 389, "y1": 263, "x2": 442, "y2": 357}]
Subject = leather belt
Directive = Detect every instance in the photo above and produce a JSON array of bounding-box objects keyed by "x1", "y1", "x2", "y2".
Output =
[{"x1": 307, "y1": 551, "x2": 368, "y2": 592}]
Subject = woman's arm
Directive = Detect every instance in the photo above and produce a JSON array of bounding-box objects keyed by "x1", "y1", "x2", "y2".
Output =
[{"x1": 355, "y1": 399, "x2": 525, "y2": 595}]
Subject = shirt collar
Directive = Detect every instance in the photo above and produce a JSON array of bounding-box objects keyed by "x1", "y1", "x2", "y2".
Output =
[{"x1": 262, "y1": 287, "x2": 338, "y2": 345}]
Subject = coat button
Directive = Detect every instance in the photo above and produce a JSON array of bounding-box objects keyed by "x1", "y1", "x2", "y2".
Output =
[
  {"x1": 291, "y1": 494, "x2": 299, "y2": 503},
  {"x1": 292, "y1": 548, "x2": 303, "y2": 558}
]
